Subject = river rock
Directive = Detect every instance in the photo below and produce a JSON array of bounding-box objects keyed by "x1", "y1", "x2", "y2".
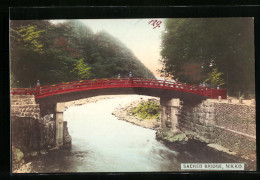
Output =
[
  {"x1": 12, "y1": 146, "x2": 24, "y2": 170},
  {"x1": 156, "y1": 128, "x2": 188, "y2": 142},
  {"x1": 63, "y1": 121, "x2": 72, "y2": 149},
  {"x1": 40, "y1": 150, "x2": 48, "y2": 155},
  {"x1": 13, "y1": 162, "x2": 33, "y2": 173},
  {"x1": 168, "y1": 133, "x2": 188, "y2": 142},
  {"x1": 12, "y1": 146, "x2": 24, "y2": 163},
  {"x1": 39, "y1": 115, "x2": 56, "y2": 150},
  {"x1": 30, "y1": 151, "x2": 38, "y2": 157},
  {"x1": 11, "y1": 116, "x2": 40, "y2": 155}
]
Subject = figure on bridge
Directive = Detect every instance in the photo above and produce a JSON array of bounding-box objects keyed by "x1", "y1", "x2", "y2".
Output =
[{"x1": 129, "y1": 71, "x2": 132, "y2": 77}]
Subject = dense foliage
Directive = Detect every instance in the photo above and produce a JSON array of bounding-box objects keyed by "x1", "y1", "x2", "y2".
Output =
[
  {"x1": 10, "y1": 20, "x2": 154, "y2": 87},
  {"x1": 130, "y1": 100, "x2": 161, "y2": 120},
  {"x1": 160, "y1": 18, "x2": 255, "y2": 97}
]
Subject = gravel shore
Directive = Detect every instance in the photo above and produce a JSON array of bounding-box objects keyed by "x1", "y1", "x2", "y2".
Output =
[{"x1": 112, "y1": 96, "x2": 161, "y2": 130}]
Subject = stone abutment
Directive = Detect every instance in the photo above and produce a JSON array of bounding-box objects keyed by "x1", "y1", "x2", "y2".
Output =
[{"x1": 177, "y1": 100, "x2": 256, "y2": 160}]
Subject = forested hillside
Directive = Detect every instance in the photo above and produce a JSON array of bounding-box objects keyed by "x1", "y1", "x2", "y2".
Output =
[
  {"x1": 10, "y1": 20, "x2": 154, "y2": 88},
  {"x1": 159, "y1": 18, "x2": 254, "y2": 97}
]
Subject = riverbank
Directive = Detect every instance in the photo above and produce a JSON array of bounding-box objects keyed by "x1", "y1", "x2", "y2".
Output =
[
  {"x1": 63, "y1": 95, "x2": 128, "y2": 107},
  {"x1": 112, "y1": 97, "x2": 193, "y2": 143},
  {"x1": 112, "y1": 96, "x2": 161, "y2": 130}
]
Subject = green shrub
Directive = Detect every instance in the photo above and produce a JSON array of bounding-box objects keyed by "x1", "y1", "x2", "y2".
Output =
[{"x1": 130, "y1": 100, "x2": 161, "y2": 120}]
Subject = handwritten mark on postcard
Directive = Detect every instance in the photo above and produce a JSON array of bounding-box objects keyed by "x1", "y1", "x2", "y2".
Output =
[{"x1": 148, "y1": 20, "x2": 162, "y2": 29}]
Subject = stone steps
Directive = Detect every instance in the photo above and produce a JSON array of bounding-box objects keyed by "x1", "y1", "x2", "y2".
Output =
[
  {"x1": 11, "y1": 95, "x2": 35, "y2": 99},
  {"x1": 11, "y1": 104, "x2": 40, "y2": 113},
  {"x1": 11, "y1": 112, "x2": 40, "y2": 119},
  {"x1": 11, "y1": 99, "x2": 36, "y2": 105},
  {"x1": 11, "y1": 95, "x2": 36, "y2": 105}
]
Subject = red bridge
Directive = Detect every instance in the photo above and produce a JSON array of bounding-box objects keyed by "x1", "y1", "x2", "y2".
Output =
[
  {"x1": 11, "y1": 78, "x2": 227, "y2": 99},
  {"x1": 10, "y1": 77, "x2": 227, "y2": 147}
]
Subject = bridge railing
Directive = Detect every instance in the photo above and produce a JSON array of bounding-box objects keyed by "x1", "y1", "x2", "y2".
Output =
[
  {"x1": 131, "y1": 78, "x2": 207, "y2": 96},
  {"x1": 10, "y1": 78, "x2": 227, "y2": 99},
  {"x1": 38, "y1": 78, "x2": 134, "y2": 97},
  {"x1": 205, "y1": 89, "x2": 227, "y2": 99}
]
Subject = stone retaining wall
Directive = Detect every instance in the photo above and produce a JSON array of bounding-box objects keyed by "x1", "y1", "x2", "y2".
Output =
[
  {"x1": 214, "y1": 103, "x2": 255, "y2": 136},
  {"x1": 11, "y1": 95, "x2": 65, "y2": 171},
  {"x1": 11, "y1": 95, "x2": 40, "y2": 119},
  {"x1": 178, "y1": 100, "x2": 256, "y2": 159}
]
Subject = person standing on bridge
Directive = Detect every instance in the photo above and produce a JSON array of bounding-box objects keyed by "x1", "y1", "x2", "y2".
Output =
[
  {"x1": 129, "y1": 71, "x2": 133, "y2": 86},
  {"x1": 129, "y1": 71, "x2": 132, "y2": 77}
]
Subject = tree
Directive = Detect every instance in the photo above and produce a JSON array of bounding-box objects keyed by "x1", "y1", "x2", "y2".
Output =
[
  {"x1": 10, "y1": 20, "x2": 80, "y2": 87},
  {"x1": 205, "y1": 68, "x2": 225, "y2": 88},
  {"x1": 10, "y1": 24, "x2": 45, "y2": 53},
  {"x1": 160, "y1": 18, "x2": 254, "y2": 96},
  {"x1": 71, "y1": 59, "x2": 92, "y2": 79},
  {"x1": 177, "y1": 63, "x2": 204, "y2": 84},
  {"x1": 10, "y1": 20, "x2": 155, "y2": 88}
]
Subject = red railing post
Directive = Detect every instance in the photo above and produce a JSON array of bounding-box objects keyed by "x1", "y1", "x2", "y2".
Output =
[
  {"x1": 203, "y1": 87, "x2": 207, "y2": 97},
  {"x1": 36, "y1": 80, "x2": 40, "y2": 97},
  {"x1": 129, "y1": 77, "x2": 133, "y2": 86},
  {"x1": 11, "y1": 88, "x2": 14, "y2": 95}
]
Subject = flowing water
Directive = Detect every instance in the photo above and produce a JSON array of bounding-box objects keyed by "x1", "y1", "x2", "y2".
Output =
[{"x1": 28, "y1": 95, "x2": 255, "y2": 173}]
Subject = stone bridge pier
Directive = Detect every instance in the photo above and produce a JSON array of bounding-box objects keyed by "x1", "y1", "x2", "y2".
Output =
[
  {"x1": 160, "y1": 97, "x2": 181, "y2": 132},
  {"x1": 55, "y1": 103, "x2": 66, "y2": 147}
]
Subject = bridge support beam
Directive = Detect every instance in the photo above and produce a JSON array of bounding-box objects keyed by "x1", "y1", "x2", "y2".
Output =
[
  {"x1": 160, "y1": 98, "x2": 180, "y2": 132},
  {"x1": 55, "y1": 103, "x2": 65, "y2": 147}
]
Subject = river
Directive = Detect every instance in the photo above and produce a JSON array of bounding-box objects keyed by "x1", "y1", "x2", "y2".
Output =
[{"x1": 28, "y1": 95, "x2": 255, "y2": 172}]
